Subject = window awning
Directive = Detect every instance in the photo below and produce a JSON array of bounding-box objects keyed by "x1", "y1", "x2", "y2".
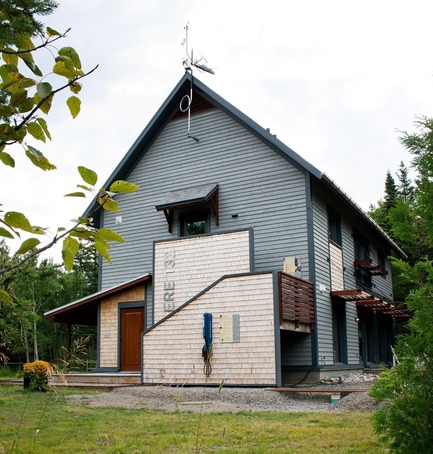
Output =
[
  {"x1": 330, "y1": 289, "x2": 410, "y2": 319},
  {"x1": 155, "y1": 183, "x2": 219, "y2": 232}
]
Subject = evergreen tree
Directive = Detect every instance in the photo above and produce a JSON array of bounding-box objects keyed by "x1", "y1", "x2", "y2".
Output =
[
  {"x1": 371, "y1": 117, "x2": 433, "y2": 451},
  {"x1": 396, "y1": 161, "x2": 414, "y2": 203}
]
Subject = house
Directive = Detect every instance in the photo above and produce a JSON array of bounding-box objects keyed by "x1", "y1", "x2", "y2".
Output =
[{"x1": 45, "y1": 72, "x2": 409, "y2": 386}]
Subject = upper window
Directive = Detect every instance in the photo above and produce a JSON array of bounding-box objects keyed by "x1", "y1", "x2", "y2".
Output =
[
  {"x1": 328, "y1": 207, "x2": 342, "y2": 246},
  {"x1": 377, "y1": 248, "x2": 386, "y2": 272},
  {"x1": 179, "y1": 210, "x2": 210, "y2": 237}
]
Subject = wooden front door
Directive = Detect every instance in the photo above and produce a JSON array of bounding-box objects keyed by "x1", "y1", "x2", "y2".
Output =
[{"x1": 120, "y1": 307, "x2": 144, "y2": 371}]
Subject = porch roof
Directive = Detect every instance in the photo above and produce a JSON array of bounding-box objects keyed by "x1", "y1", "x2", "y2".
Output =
[{"x1": 44, "y1": 274, "x2": 152, "y2": 325}]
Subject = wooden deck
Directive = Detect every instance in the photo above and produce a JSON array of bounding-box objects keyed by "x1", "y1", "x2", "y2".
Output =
[{"x1": 268, "y1": 387, "x2": 367, "y2": 403}]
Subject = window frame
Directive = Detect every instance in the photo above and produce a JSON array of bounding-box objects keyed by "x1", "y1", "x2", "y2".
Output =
[
  {"x1": 327, "y1": 206, "x2": 342, "y2": 246},
  {"x1": 179, "y1": 209, "x2": 211, "y2": 237}
]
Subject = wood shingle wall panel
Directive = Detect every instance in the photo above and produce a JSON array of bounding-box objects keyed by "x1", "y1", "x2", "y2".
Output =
[
  {"x1": 99, "y1": 285, "x2": 145, "y2": 368},
  {"x1": 153, "y1": 230, "x2": 251, "y2": 323},
  {"x1": 142, "y1": 273, "x2": 276, "y2": 386}
]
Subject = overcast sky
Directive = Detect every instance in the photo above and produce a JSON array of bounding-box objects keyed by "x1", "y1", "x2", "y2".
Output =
[{"x1": 3, "y1": 0, "x2": 433, "y2": 261}]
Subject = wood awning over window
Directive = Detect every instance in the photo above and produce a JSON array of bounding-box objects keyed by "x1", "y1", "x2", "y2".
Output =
[
  {"x1": 330, "y1": 289, "x2": 410, "y2": 319},
  {"x1": 155, "y1": 183, "x2": 219, "y2": 233},
  {"x1": 354, "y1": 259, "x2": 388, "y2": 276}
]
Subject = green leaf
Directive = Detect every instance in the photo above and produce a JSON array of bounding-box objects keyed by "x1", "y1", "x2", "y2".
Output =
[
  {"x1": 62, "y1": 237, "x2": 80, "y2": 271},
  {"x1": 94, "y1": 240, "x2": 112, "y2": 264},
  {"x1": 2, "y1": 50, "x2": 18, "y2": 66},
  {"x1": 98, "y1": 197, "x2": 119, "y2": 212},
  {"x1": 69, "y1": 227, "x2": 92, "y2": 240},
  {"x1": 21, "y1": 57, "x2": 42, "y2": 77},
  {"x1": 27, "y1": 121, "x2": 46, "y2": 142},
  {"x1": 0, "y1": 64, "x2": 19, "y2": 82},
  {"x1": 58, "y1": 47, "x2": 82, "y2": 69},
  {"x1": 46, "y1": 27, "x2": 61, "y2": 37},
  {"x1": 0, "y1": 289, "x2": 13, "y2": 304},
  {"x1": 0, "y1": 151, "x2": 15, "y2": 167},
  {"x1": 66, "y1": 96, "x2": 81, "y2": 119},
  {"x1": 34, "y1": 92, "x2": 53, "y2": 115},
  {"x1": 69, "y1": 81, "x2": 82, "y2": 94},
  {"x1": 4, "y1": 211, "x2": 41, "y2": 233},
  {"x1": 78, "y1": 166, "x2": 97, "y2": 186},
  {"x1": 15, "y1": 237, "x2": 41, "y2": 255},
  {"x1": 77, "y1": 184, "x2": 92, "y2": 192},
  {"x1": 18, "y1": 96, "x2": 35, "y2": 113},
  {"x1": 0, "y1": 104, "x2": 14, "y2": 116},
  {"x1": 64, "y1": 192, "x2": 86, "y2": 198},
  {"x1": 10, "y1": 89, "x2": 27, "y2": 107},
  {"x1": 36, "y1": 118, "x2": 51, "y2": 141},
  {"x1": 36, "y1": 82, "x2": 52, "y2": 99},
  {"x1": 25, "y1": 146, "x2": 56, "y2": 171},
  {"x1": 110, "y1": 180, "x2": 140, "y2": 193},
  {"x1": 0, "y1": 226, "x2": 14, "y2": 238},
  {"x1": 96, "y1": 228, "x2": 126, "y2": 243}
]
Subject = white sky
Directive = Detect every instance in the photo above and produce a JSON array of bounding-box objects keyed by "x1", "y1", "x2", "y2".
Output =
[{"x1": 3, "y1": 0, "x2": 433, "y2": 261}]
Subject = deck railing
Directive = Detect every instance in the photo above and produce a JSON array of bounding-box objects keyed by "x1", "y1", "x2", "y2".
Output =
[{"x1": 278, "y1": 271, "x2": 315, "y2": 331}]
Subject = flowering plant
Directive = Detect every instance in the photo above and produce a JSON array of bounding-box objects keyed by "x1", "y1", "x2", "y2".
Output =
[{"x1": 23, "y1": 361, "x2": 53, "y2": 392}]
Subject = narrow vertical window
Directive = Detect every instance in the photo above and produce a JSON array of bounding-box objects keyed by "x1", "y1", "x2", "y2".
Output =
[
  {"x1": 332, "y1": 302, "x2": 347, "y2": 364},
  {"x1": 377, "y1": 248, "x2": 386, "y2": 273},
  {"x1": 328, "y1": 207, "x2": 342, "y2": 246}
]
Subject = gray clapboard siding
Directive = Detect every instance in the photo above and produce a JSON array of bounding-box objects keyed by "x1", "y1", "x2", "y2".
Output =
[
  {"x1": 311, "y1": 193, "x2": 335, "y2": 363},
  {"x1": 100, "y1": 109, "x2": 310, "y2": 304}
]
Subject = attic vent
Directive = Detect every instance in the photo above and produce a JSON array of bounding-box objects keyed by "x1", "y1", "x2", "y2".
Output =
[{"x1": 172, "y1": 92, "x2": 215, "y2": 120}]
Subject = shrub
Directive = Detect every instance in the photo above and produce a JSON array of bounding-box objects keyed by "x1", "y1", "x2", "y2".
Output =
[
  {"x1": 370, "y1": 259, "x2": 433, "y2": 452},
  {"x1": 23, "y1": 360, "x2": 53, "y2": 392}
]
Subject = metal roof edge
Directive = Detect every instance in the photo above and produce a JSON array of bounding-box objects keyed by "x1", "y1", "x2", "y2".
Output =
[
  {"x1": 321, "y1": 174, "x2": 407, "y2": 259},
  {"x1": 191, "y1": 76, "x2": 323, "y2": 180},
  {"x1": 83, "y1": 73, "x2": 323, "y2": 219}
]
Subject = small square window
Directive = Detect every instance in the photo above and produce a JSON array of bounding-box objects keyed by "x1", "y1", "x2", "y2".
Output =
[{"x1": 179, "y1": 210, "x2": 210, "y2": 237}]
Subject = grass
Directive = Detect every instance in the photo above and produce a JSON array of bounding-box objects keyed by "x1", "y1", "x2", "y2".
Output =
[{"x1": 0, "y1": 385, "x2": 387, "y2": 453}]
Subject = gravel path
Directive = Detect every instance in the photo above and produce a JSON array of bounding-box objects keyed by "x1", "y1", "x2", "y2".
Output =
[{"x1": 67, "y1": 380, "x2": 379, "y2": 413}]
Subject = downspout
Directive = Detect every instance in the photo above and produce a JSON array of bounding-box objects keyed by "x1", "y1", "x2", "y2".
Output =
[{"x1": 305, "y1": 173, "x2": 319, "y2": 369}]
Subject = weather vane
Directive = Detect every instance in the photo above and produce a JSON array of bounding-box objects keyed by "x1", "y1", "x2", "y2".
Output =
[
  {"x1": 180, "y1": 23, "x2": 215, "y2": 142},
  {"x1": 182, "y1": 23, "x2": 215, "y2": 75}
]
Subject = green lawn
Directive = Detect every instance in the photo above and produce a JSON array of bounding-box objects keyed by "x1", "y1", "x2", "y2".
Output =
[{"x1": 0, "y1": 385, "x2": 387, "y2": 453}]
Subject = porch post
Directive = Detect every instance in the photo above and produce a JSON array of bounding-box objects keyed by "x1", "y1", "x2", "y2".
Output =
[{"x1": 66, "y1": 323, "x2": 72, "y2": 371}]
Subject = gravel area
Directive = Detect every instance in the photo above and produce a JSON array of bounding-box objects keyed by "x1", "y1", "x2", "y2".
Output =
[{"x1": 67, "y1": 374, "x2": 380, "y2": 413}]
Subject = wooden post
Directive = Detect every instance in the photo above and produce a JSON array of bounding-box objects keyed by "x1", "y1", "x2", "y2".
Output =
[{"x1": 66, "y1": 323, "x2": 72, "y2": 372}]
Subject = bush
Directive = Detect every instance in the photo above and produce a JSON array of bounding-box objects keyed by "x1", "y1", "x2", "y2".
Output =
[
  {"x1": 23, "y1": 360, "x2": 53, "y2": 392},
  {"x1": 370, "y1": 259, "x2": 433, "y2": 452}
]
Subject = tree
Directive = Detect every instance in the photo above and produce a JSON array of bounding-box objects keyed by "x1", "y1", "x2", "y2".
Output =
[
  {"x1": 0, "y1": 2, "x2": 138, "y2": 303},
  {"x1": 370, "y1": 117, "x2": 433, "y2": 451},
  {"x1": 369, "y1": 170, "x2": 399, "y2": 235},
  {"x1": 0, "y1": 239, "x2": 98, "y2": 364},
  {"x1": 396, "y1": 161, "x2": 414, "y2": 203},
  {"x1": 370, "y1": 259, "x2": 433, "y2": 453}
]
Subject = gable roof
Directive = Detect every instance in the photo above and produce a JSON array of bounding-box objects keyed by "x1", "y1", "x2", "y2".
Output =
[{"x1": 85, "y1": 72, "x2": 405, "y2": 258}]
